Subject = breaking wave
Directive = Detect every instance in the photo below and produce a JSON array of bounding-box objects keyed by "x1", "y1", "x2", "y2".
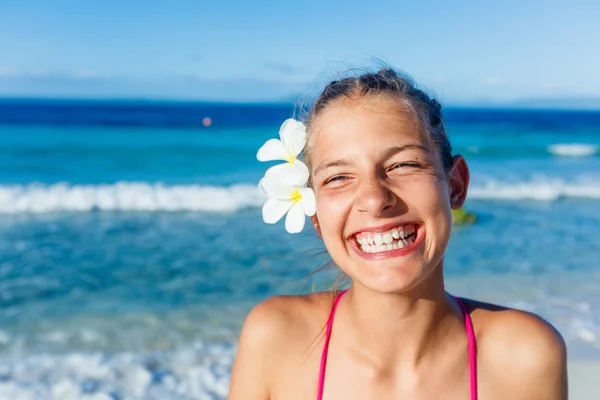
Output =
[
  {"x1": 548, "y1": 144, "x2": 598, "y2": 157},
  {"x1": 0, "y1": 182, "x2": 264, "y2": 214},
  {"x1": 1, "y1": 178, "x2": 600, "y2": 214},
  {"x1": 468, "y1": 178, "x2": 600, "y2": 201}
]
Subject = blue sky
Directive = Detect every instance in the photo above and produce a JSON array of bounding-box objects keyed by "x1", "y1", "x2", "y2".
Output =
[{"x1": 0, "y1": 0, "x2": 599, "y2": 104}]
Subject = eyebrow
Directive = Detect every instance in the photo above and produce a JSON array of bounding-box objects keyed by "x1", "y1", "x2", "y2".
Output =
[
  {"x1": 313, "y1": 143, "x2": 428, "y2": 176},
  {"x1": 380, "y1": 143, "x2": 429, "y2": 160},
  {"x1": 313, "y1": 159, "x2": 352, "y2": 176}
]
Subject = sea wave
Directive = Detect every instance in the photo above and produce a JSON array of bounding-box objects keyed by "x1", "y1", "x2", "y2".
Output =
[
  {"x1": 0, "y1": 342, "x2": 234, "y2": 400},
  {"x1": 0, "y1": 182, "x2": 264, "y2": 214},
  {"x1": 468, "y1": 179, "x2": 600, "y2": 201},
  {"x1": 1, "y1": 178, "x2": 599, "y2": 214},
  {"x1": 457, "y1": 144, "x2": 600, "y2": 158},
  {"x1": 548, "y1": 143, "x2": 599, "y2": 157}
]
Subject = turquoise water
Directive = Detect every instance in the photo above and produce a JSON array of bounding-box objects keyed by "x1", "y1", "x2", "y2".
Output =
[{"x1": 0, "y1": 103, "x2": 599, "y2": 398}]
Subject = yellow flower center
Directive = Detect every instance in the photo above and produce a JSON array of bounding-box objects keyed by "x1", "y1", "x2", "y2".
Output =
[
  {"x1": 284, "y1": 154, "x2": 296, "y2": 164},
  {"x1": 290, "y1": 189, "x2": 302, "y2": 203}
]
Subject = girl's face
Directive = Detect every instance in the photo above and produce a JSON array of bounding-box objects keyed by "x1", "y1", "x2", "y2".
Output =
[{"x1": 309, "y1": 95, "x2": 468, "y2": 294}]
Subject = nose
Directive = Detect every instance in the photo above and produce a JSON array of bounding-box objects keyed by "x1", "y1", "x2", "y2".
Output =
[{"x1": 356, "y1": 177, "x2": 397, "y2": 217}]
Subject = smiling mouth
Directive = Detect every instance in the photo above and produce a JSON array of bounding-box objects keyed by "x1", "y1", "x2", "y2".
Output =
[{"x1": 350, "y1": 223, "x2": 421, "y2": 255}]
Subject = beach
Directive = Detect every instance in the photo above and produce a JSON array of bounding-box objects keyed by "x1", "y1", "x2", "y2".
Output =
[
  {"x1": 569, "y1": 361, "x2": 600, "y2": 399},
  {"x1": 0, "y1": 101, "x2": 599, "y2": 399}
]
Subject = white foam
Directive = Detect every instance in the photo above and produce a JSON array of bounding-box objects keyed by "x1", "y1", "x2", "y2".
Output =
[
  {"x1": 0, "y1": 342, "x2": 235, "y2": 400},
  {"x1": 0, "y1": 182, "x2": 264, "y2": 214},
  {"x1": 469, "y1": 178, "x2": 600, "y2": 201},
  {"x1": 1, "y1": 176, "x2": 599, "y2": 215},
  {"x1": 548, "y1": 144, "x2": 598, "y2": 157}
]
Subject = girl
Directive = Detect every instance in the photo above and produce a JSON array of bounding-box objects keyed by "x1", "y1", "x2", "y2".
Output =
[{"x1": 229, "y1": 69, "x2": 567, "y2": 399}]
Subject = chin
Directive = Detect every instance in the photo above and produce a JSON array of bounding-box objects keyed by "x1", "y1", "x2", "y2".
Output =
[
  {"x1": 350, "y1": 261, "x2": 428, "y2": 295},
  {"x1": 337, "y1": 222, "x2": 446, "y2": 295}
]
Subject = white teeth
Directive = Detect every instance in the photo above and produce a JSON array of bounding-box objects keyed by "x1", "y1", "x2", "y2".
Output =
[
  {"x1": 359, "y1": 234, "x2": 416, "y2": 253},
  {"x1": 383, "y1": 233, "x2": 393, "y2": 244},
  {"x1": 356, "y1": 224, "x2": 419, "y2": 254},
  {"x1": 374, "y1": 234, "x2": 383, "y2": 246}
]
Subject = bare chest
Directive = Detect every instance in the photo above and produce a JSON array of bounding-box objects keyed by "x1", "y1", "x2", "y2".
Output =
[
  {"x1": 271, "y1": 366, "x2": 510, "y2": 400},
  {"x1": 269, "y1": 346, "x2": 509, "y2": 400},
  {"x1": 270, "y1": 349, "x2": 474, "y2": 400}
]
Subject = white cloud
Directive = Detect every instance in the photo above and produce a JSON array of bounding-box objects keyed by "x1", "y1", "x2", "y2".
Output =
[
  {"x1": 540, "y1": 81, "x2": 562, "y2": 90},
  {"x1": 0, "y1": 67, "x2": 19, "y2": 77},
  {"x1": 0, "y1": 67, "x2": 111, "y2": 80},
  {"x1": 71, "y1": 69, "x2": 112, "y2": 80},
  {"x1": 483, "y1": 76, "x2": 505, "y2": 87}
]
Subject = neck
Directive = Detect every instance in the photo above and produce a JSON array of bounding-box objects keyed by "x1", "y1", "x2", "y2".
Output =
[{"x1": 339, "y1": 264, "x2": 464, "y2": 370}]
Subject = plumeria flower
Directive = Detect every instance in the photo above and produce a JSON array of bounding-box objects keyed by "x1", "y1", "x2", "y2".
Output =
[
  {"x1": 256, "y1": 118, "x2": 309, "y2": 181},
  {"x1": 259, "y1": 167, "x2": 316, "y2": 234}
]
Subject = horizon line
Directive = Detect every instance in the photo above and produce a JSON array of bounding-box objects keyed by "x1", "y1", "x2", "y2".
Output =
[{"x1": 1, "y1": 96, "x2": 600, "y2": 113}]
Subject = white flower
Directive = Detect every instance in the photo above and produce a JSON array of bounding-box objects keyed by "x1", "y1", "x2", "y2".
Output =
[
  {"x1": 256, "y1": 118, "x2": 316, "y2": 233},
  {"x1": 256, "y1": 118, "x2": 309, "y2": 180},
  {"x1": 259, "y1": 169, "x2": 316, "y2": 234}
]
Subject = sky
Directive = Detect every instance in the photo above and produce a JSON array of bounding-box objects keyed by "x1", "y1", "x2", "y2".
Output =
[{"x1": 0, "y1": 0, "x2": 599, "y2": 104}]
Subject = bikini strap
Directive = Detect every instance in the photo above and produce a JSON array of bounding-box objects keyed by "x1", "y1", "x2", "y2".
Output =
[
  {"x1": 317, "y1": 291, "x2": 477, "y2": 400},
  {"x1": 456, "y1": 297, "x2": 478, "y2": 400},
  {"x1": 317, "y1": 289, "x2": 348, "y2": 400}
]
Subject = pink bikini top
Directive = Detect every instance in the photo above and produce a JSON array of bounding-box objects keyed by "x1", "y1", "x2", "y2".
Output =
[{"x1": 317, "y1": 289, "x2": 478, "y2": 400}]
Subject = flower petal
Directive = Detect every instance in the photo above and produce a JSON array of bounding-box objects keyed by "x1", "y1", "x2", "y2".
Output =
[
  {"x1": 285, "y1": 201, "x2": 306, "y2": 233},
  {"x1": 257, "y1": 138, "x2": 288, "y2": 162},
  {"x1": 265, "y1": 160, "x2": 309, "y2": 186},
  {"x1": 299, "y1": 188, "x2": 316, "y2": 216},
  {"x1": 262, "y1": 198, "x2": 294, "y2": 224},
  {"x1": 259, "y1": 174, "x2": 293, "y2": 199},
  {"x1": 279, "y1": 119, "x2": 307, "y2": 158}
]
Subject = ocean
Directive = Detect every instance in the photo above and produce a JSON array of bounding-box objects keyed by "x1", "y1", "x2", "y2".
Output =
[{"x1": 0, "y1": 99, "x2": 599, "y2": 399}]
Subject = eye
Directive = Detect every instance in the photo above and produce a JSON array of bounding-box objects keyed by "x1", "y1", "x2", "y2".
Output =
[
  {"x1": 390, "y1": 162, "x2": 423, "y2": 171},
  {"x1": 323, "y1": 175, "x2": 350, "y2": 185}
]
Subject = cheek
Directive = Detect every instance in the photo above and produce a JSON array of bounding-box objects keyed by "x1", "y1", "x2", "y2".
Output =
[
  {"x1": 408, "y1": 173, "x2": 450, "y2": 208},
  {"x1": 315, "y1": 190, "x2": 354, "y2": 235},
  {"x1": 418, "y1": 182, "x2": 453, "y2": 246},
  {"x1": 402, "y1": 178, "x2": 452, "y2": 233},
  {"x1": 423, "y1": 185, "x2": 451, "y2": 217}
]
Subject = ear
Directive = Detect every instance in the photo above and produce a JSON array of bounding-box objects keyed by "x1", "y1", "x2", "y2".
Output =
[
  {"x1": 448, "y1": 155, "x2": 470, "y2": 210},
  {"x1": 310, "y1": 214, "x2": 323, "y2": 238}
]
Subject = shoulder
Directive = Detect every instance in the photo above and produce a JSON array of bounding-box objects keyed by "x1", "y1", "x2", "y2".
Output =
[
  {"x1": 465, "y1": 299, "x2": 567, "y2": 398},
  {"x1": 229, "y1": 292, "x2": 336, "y2": 398},
  {"x1": 241, "y1": 291, "x2": 335, "y2": 346}
]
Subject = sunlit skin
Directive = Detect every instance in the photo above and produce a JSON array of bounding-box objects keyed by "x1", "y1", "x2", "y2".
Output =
[
  {"x1": 309, "y1": 95, "x2": 458, "y2": 297},
  {"x1": 229, "y1": 95, "x2": 568, "y2": 400}
]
